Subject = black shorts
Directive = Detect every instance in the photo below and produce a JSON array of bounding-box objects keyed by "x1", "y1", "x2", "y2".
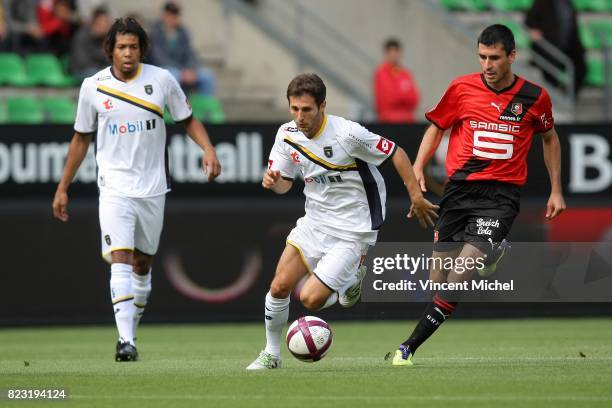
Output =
[{"x1": 433, "y1": 180, "x2": 520, "y2": 254}]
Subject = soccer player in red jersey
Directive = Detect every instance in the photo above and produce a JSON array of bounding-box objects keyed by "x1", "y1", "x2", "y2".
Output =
[{"x1": 391, "y1": 24, "x2": 566, "y2": 366}]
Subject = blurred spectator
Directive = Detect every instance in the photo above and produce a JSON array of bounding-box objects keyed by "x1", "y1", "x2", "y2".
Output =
[
  {"x1": 75, "y1": 0, "x2": 108, "y2": 23},
  {"x1": 69, "y1": 6, "x2": 109, "y2": 79},
  {"x1": 373, "y1": 38, "x2": 420, "y2": 124},
  {"x1": 525, "y1": 0, "x2": 586, "y2": 98},
  {"x1": 0, "y1": 0, "x2": 9, "y2": 51},
  {"x1": 5, "y1": 0, "x2": 46, "y2": 53},
  {"x1": 148, "y1": 1, "x2": 216, "y2": 96},
  {"x1": 37, "y1": 0, "x2": 79, "y2": 56}
]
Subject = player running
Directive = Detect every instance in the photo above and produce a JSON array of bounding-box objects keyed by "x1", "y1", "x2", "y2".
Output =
[
  {"x1": 52, "y1": 17, "x2": 221, "y2": 361},
  {"x1": 247, "y1": 73, "x2": 438, "y2": 370},
  {"x1": 391, "y1": 24, "x2": 566, "y2": 366}
]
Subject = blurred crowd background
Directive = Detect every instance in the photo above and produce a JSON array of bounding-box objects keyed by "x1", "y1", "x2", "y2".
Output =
[{"x1": 0, "y1": 0, "x2": 610, "y2": 126}]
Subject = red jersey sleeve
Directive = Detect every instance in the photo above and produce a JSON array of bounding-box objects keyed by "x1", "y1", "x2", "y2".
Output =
[
  {"x1": 425, "y1": 79, "x2": 460, "y2": 130},
  {"x1": 532, "y1": 88, "x2": 554, "y2": 133}
]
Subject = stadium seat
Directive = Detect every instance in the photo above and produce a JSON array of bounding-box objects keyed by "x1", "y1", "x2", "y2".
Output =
[
  {"x1": 163, "y1": 109, "x2": 175, "y2": 124},
  {"x1": 189, "y1": 95, "x2": 225, "y2": 124},
  {"x1": 41, "y1": 97, "x2": 76, "y2": 124},
  {"x1": 440, "y1": 0, "x2": 488, "y2": 11},
  {"x1": 0, "y1": 53, "x2": 33, "y2": 87},
  {"x1": 490, "y1": 0, "x2": 533, "y2": 11},
  {"x1": 498, "y1": 20, "x2": 530, "y2": 49},
  {"x1": 572, "y1": 0, "x2": 608, "y2": 12},
  {"x1": 585, "y1": 58, "x2": 607, "y2": 87},
  {"x1": 25, "y1": 54, "x2": 75, "y2": 87},
  {"x1": 0, "y1": 101, "x2": 8, "y2": 124},
  {"x1": 588, "y1": 20, "x2": 612, "y2": 48},
  {"x1": 580, "y1": 24, "x2": 600, "y2": 49},
  {"x1": 6, "y1": 96, "x2": 44, "y2": 124}
]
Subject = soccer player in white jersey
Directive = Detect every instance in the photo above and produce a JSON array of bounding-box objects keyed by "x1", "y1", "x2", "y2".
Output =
[
  {"x1": 52, "y1": 17, "x2": 221, "y2": 361},
  {"x1": 246, "y1": 73, "x2": 438, "y2": 369}
]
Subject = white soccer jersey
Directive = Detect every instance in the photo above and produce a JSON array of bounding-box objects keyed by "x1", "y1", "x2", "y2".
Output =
[
  {"x1": 268, "y1": 114, "x2": 397, "y2": 243},
  {"x1": 74, "y1": 63, "x2": 192, "y2": 197}
]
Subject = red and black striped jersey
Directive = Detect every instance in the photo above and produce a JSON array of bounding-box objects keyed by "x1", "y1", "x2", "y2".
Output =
[{"x1": 426, "y1": 73, "x2": 554, "y2": 186}]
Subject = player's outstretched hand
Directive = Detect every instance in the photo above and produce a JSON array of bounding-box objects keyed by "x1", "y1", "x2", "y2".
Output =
[
  {"x1": 545, "y1": 192, "x2": 566, "y2": 220},
  {"x1": 407, "y1": 196, "x2": 439, "y2": 228},
  {"x1": 202, "y1": 152, "x2": 222, "y2": 182},
  {"x1": 413, "y1": 166, "x2": 427, "y2": 193},
  {"x1": 262, "y1": 169, "x2": 281, "y2": 189},
  {"x1": 52, "y1": 189, "x2": 69, "y2": 222}
]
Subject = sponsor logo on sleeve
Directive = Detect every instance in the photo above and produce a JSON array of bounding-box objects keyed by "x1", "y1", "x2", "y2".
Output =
[{"x1": 376, "y1": 137, "x2": 394, "y2": 154}]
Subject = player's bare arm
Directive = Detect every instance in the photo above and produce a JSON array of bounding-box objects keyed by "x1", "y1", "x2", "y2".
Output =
[
  {"x1": 183, "y1": 116, "x2": 221, "y2": 182},
  {"x1": 391, "y1": 146, "x2": 439, "y2": 228},
  {"x1": 262, "y1": 169, "x2": 293, "y2": 194},
  {"x1": 413, "y1": 124, "x2": 444, "y2": 192},
  {"x1": 52, "y1": 132, "x2": 92, "y2": 222},
  {"x1": 542, "y1": 127, "x2": 566, "y2": 219}
]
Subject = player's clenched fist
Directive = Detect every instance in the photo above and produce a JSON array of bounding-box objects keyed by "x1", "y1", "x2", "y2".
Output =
[{"x1": 262, "y1": 169, "x2": 281, "y2": 189}]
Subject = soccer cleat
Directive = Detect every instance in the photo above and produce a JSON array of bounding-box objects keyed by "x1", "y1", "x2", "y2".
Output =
[
  {"x1": 339, "y1": 265, "x2": 367, "y2": 308},
  {"x1": 246, "y1": 350, "x2": 281, "y2": 370},
  {"x1": 477, "y1": 239, "x2": 511, "y2": 278},
  {"x1": 392, "y1": 345, "x2": 414, "y2": 366},
  {"x1": 115, "y1": 341, "x2": 139, "y2": 362}
]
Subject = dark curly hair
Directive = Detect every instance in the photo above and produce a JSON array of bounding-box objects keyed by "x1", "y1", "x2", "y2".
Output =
[{"x1": 102, "y1": 16, "x2": 149, "y2": 61}]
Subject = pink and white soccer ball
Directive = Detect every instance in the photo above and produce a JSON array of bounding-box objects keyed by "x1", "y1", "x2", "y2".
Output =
[{"x1": 286, "y1": 316, "x2": 333, "y2": 362}]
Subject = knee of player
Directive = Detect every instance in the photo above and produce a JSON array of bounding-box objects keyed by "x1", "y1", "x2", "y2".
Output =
[
  {"x1": 270, "y1": 280, "x2": 292, "y2": 298},
  {"x1": 300, "y1": 293, "x2": 324, "y2": 311}
]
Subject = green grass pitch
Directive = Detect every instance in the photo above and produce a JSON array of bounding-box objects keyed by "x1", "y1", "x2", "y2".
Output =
[{"x1": 1, "y1": 318, "x2": 611, "y2": 407}]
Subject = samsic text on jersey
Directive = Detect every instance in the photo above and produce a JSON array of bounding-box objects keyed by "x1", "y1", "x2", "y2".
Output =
[{"x1": 426, "y1": 73, "x2": 554, "y2": 186}]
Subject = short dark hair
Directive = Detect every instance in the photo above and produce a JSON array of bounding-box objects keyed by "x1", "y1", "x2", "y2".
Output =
[
  {"x1": 103, "y1": 17, "x2": 149, "y2": 60},
  {"x1": 286, "y1": 73, "x2": 326, "y2": 107},
  {"x1": 478, "y1": 24, "x2": 515, "y2": 55},
  {"x1": 91, "y1": 6, "x2": 108, "y2": 22},
  {"x1": 163, "y1": 1, "x2": 180, "y2": 14},
  {"x1": 384, "y1": 38, "x2": 401, "y2": 51}
]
